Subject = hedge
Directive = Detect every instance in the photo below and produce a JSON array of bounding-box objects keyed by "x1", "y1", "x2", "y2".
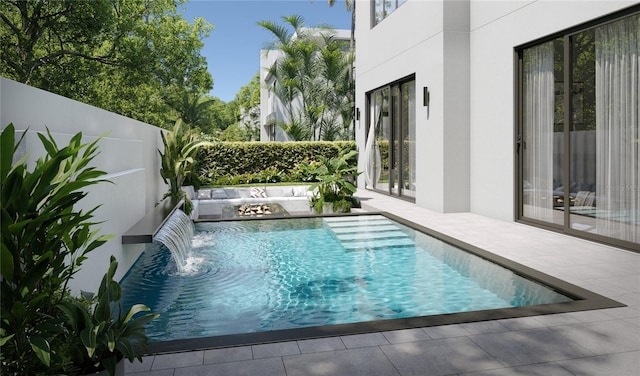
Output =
[{"x1": 194, "y1": 141, "x2": 356, "y2": 186}]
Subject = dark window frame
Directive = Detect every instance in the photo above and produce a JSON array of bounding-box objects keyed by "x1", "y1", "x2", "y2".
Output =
[
  {"x1": 514, "y1": 4, "x2": 640, "y2": 252},
  {"x1": 365, "y1": 74, "x2": 417, "y2": 202}
]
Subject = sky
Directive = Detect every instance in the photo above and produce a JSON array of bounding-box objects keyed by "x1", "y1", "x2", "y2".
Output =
[{"x1": 180, "y1": 0, "x2": 353, "y2": 103}]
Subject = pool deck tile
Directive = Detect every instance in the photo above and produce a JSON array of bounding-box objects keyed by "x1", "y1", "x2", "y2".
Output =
[
  {"x1": 380, "y1": 337, "x2": 504, "y2": 375},
  {"x1": 252, "y1": 341, "x2": 301, "y2": 359},
  {"x1": 151, "y1": 350, "x2": 204, "y2": 370},
  {"x1": 468, "y1": 328, "x2": 594, "y2": 367},
  {"x1": 125, "y1": 189, "x2": 640, "y2": 375},
  {"x1": 203, "y1": 345, "x2": 253, "y2": 364},
  {"x1": 460, "y1": 362, "x2": 576, "y2": 376},
  {"x1": 423, "y1": 323, "x2": 472, "y2": 339},
  {"x1": 296, "y1": 337, "x2": 346, "y2": 353},
  {"x1": 381, "y1": 328, "x2": 432, "y2": 343},
  {"x1": 554, "y1": 351, "x2": 640, "y2": 376},
  {"x1": 282, "y1": 347, "x2": 401, "y2": 376},
  {"x1": 174, "y1": 357, "x2": 286, "y2": 376},
  {"x1": 340, "y1": 332, "x2": 390, "y2": 348}
]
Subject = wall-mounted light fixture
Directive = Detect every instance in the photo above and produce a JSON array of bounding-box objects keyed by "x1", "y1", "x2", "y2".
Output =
[
  {"x1": 423, "y1": 86, "x2": 430, "y2": 119},
  {"x1": 356, "y1": 107, "x2": 360, "y2": 121}
]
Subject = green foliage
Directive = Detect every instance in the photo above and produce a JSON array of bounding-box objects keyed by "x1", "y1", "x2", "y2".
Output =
[
  {"x1": 195, "y1": 141, "x2": 355, "y2": 185},
  {"x1": 58, "y1": 256, "x2": 158, "y2": 376},
  {"x1": 258, "y1": 15, "x2": 354, "y2": 141},
  {"x1": 171, "y1": 91, "x2": 216, "y2": 130},
  {"x1": 159, "y1": 120, "x2": 213, "y2": 213},
  {"x1": 1, "y1": 124, "x2": 157, "y2": 375},
  {"x1": 308, "y1": 150, "x2": 361, "y2": 213},
  {"x1": 0, "y1": 0, "x2": 214, "y2": 128}
]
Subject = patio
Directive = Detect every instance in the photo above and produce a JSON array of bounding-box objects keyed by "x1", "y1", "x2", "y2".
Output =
[{"x1": 125, "y1": 189, "x2": 640, "y2": 375}]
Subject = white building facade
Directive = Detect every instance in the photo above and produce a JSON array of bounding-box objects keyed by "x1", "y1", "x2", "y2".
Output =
[{"x1": 355, "y1": 0, "x2": 639, "y2": 251}]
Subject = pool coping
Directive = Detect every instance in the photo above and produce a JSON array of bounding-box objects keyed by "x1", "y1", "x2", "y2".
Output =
[{"x1": 146, "y1": 211, "x2": 625, "y2": 355}]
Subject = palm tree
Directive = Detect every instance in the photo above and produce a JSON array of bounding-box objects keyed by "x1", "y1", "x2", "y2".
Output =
[
  {"x1": 314, "y1": 0, "x2": 356, "y2": 139},
  {"x1": 259, "y1": 15, "x2": 354, "y2": 141},
  {"x1": 172, "y1": 91, "x2": 215, "y2": 129}
]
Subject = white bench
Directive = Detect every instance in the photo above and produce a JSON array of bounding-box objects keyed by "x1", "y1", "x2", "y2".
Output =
[{"x1": 192, "y1": 185, "x2": 313, "y2": 218}]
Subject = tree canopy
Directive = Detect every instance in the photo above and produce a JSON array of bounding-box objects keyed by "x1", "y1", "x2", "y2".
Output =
[{"x1": 1, "y1": 0, "x2": 213, "y2": 129}]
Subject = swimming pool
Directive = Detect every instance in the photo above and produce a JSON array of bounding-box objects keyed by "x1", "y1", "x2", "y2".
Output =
[{"x1": 119, "y1": 213, "x2": 620, "y2": 352}]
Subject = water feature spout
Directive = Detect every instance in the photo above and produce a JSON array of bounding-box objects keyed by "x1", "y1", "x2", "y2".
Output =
[{"x1": 153, "y1": 209, "x2": 194, "y2": 273}]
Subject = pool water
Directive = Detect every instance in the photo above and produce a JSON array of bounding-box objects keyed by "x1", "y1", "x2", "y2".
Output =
[{"x1": 120, "y1": 215, "x2": 573, "y2": 342}]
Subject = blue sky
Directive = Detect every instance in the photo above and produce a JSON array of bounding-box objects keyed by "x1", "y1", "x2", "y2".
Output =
[{"x1": 180, "y1": 0, "x2": 353, "y2": 102}]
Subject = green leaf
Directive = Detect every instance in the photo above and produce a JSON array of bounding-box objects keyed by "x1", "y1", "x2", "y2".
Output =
[
  {"x1": 29, "y1": 336, "x2": 51, "y2": 367},
  {"x1": 0, "y1": 123, "x2": 15, "y2": 182},
  {"x1": 0, "y1": 242, "x2": 14, "y2": 281},
  {"x1": 123, "y1": 304, "x2": 150, "y2": 322},
  {"x1": 0, "y1": 334, "x2": 14, "y2": 346},
  {"x1": 81, "y1": 325, "x2": 98, "y2": 358}
]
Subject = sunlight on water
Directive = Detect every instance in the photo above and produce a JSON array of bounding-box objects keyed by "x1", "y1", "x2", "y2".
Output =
[{"x1": 121, "y1": 215, "x2": 573, "y2": 343}]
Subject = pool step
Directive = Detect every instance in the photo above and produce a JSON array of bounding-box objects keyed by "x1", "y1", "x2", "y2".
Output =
[
  {"x1": 341, "y1": 237, "x2": 416, "y2": 251},
  {"x1": 324, "y1": 216, "x2": 416, "y2": 251},
  {"x1": 330, "y1": 224, "x2": 403, "y2": 234},
  {"x1": 335, "y1": 230, "x2": 408, "y2": 242}
]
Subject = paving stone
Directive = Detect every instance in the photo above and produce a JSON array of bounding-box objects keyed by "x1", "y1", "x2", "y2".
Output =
[
  {"x1": 340, "y1": 332, "x2": 389, "y2": 348},
  {"x1": 151, "y1": 350, "x2": 203, "y2": 370},
  {"x1": 461, "y1": 320, "x2": 509, "y2": 335},
  {"x1": 174, "y1": 357, "x2": 286, "y2": 376},
  {"x1": 125, "y1": 369, "x2": 175, "y2": 376},
  {"x1": 555, "y1": 351, "x2": 640, "y2": 376},
  {"x1": 283, "y1": 347, "x2": 400, "y2": 376},
  {"x1": 252, "y1": 341, "x2": 300, "y2": 359},
  {"x1": 469, "y1": 328, "x2": 592, "y2": 367},
  {"x1": 125, "y1": 355, "x2": 154, "y2": 373},
  {"x1": 552, "y1": 320, "x2": 640, "y2": 354},
  {"x1": 423, "y1": 324, "x2": 471, "y2": 339},
  {"x1": 381, "y1": 337, "x2": 503, "y2": 375},
  {"x1": 382, "y1": 328, "x2": 431, "y2": 343},
  {"x1": 297, "y1": 337, "x2": 346, "y2": 353},
  {"x1": 204, "y1": 346, "x2": 253, "y2": 364},
  {"x1": 460, "y1": 362, "x2": 575, "y2": 376}
]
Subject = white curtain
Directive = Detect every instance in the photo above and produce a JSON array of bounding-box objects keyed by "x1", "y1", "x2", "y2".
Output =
[
  {"x1": 364, "y1": 110, "x2": 377, "y2": 188},
  {"x1": 523, "y1": 41, "x2": 555, "y2": 222},
  {"x1": 595, "y1": 14, "x2": 640, "y2": 244}
]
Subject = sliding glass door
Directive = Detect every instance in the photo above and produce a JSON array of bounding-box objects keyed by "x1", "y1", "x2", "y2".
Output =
[
  {"x1": 365, "y1": 77, "x2": 416, "y2": 200},
  {"x1": 517, "y1": 11, "x2": 639, "y2": 250}
]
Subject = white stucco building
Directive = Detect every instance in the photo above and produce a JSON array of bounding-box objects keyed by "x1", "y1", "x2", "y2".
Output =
[{"x1": 355, "y1": 0, "x2": 639, "y2": 251}]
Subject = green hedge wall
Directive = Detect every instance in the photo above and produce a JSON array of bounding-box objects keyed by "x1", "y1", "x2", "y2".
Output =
[{"x1": 194, "y1": 141, "x2": 356, "y2": 186}]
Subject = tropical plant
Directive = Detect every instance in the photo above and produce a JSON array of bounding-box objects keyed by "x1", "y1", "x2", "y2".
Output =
[
  {"x1": 172, "y1": 91, "x2": 216, "y2": 130},
  {"x1": 58, "y1": 256, "x2": 158, "y2": 376},
  {"x1": 159, "y1": 119, "x2": 213, "y2": 214},
  {"x1": 308, "y1": 150, "x2": 361, "y2": 213},
  {"x1": 0, "y1": 123, "x2": 155, "y2": 375},
  {"x1": 258, "y1": 15, "x2": 354, "y2": 141}
]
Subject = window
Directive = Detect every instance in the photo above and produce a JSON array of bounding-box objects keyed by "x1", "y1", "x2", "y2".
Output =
[
  {"x1": 516, "y1": 9, "x2": 639, "y2": 250},
  {"x1": 365, "y1": 76, "x2": 416, "y2": 200},
  {"x1": 373, "y1": 0, "x2": 408, "y2": 26}
]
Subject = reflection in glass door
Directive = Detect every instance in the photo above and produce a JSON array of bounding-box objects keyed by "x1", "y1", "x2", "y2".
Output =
[
  {"x1": 365, "y1": 77, "x2": 416, "y2": 200},
  {"x1": 517, "y1": 11, "x2": 639, "y2": 249}
]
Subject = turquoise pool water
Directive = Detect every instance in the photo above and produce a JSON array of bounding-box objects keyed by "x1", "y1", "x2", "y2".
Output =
[{"x1": 120, "y1": 215, "x2": 573, "y2": 342}]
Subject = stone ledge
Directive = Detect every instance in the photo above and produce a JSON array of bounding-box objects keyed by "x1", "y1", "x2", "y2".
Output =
[{"x1": 122, "y1": 197, "x2": 183, "y2": 244}]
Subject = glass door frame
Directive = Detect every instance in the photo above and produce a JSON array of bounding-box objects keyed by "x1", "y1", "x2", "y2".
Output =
[
  {"x1": 365, "y1": 74, "x2": 416, "y2": 202},
  {"x1": 514, "y1": 5, "x2": 640, "y2": 252}
]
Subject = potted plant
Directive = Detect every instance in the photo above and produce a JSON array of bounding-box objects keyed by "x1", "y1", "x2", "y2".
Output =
[
  {"x1": 309, "y1": 150, "x2": 361, "y2": 214},
  {"x1": 0, "y1": 124, "x2": 156, "y2": 375},
  {"x1": 159, "y1": 119, "x2": 213, "y2": 215}
]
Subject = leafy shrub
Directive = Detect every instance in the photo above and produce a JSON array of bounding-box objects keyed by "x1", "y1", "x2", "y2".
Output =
[{"x1": 196, "y1": 141, "x2": 355, "y2": 185}]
